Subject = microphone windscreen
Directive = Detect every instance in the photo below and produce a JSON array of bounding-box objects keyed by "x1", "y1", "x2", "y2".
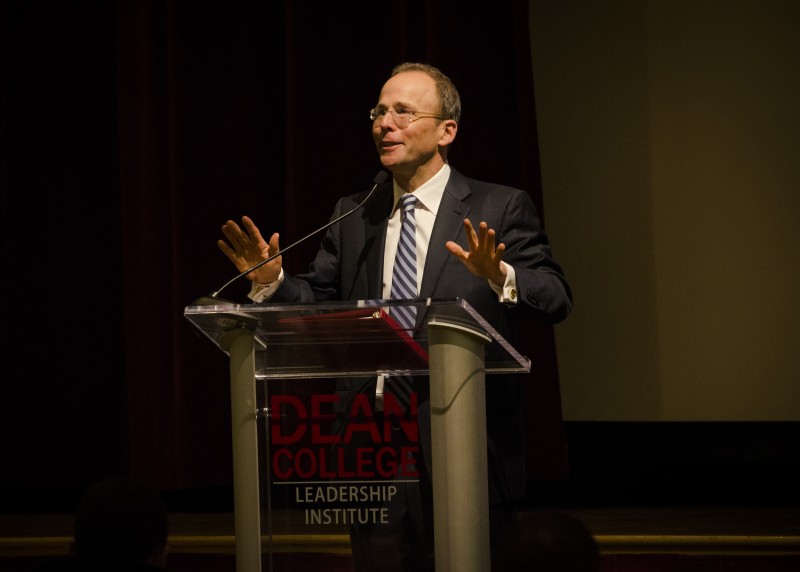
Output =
[{"x1": 373, "y1": 171, "x2": 389, "y2": 186}]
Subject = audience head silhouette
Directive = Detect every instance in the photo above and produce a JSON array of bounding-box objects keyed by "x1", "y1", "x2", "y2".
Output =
[
  {"x1": 492, "y1": 511, "x2": 600, "y2": 572},
  {"x1": 37, "y1": 476, "x2": 169, "y2": 571},
  {"x1": 73, "y1": 476, "x2": 169, "y2": 565}
]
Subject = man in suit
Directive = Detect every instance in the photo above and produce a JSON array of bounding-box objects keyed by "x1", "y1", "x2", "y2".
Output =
[{"x1": 218, "y1": 62, "x2": 572, "y2": 571}]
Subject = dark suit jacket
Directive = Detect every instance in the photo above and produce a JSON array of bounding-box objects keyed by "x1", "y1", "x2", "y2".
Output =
[{"x1": 270, "y1": 167, "x2": 572, "y2": 503}]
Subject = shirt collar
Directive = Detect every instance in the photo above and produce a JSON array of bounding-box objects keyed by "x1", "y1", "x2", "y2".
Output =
[{"x1": 391, "y1": 164, "x2": 451, "y2": 215}]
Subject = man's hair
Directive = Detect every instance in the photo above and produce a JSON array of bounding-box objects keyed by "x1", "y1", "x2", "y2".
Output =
[
  {"x1": 73, "y1": 476, "x2": 169, "y2": 563},
  {"x1": 391, "y1": 62, "x2": 462, "y2": 124}
]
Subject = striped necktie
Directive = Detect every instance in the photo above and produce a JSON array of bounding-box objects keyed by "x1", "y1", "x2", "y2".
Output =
[{"x1": 386, "y1": 193, "x2": 418, "y2": 411}]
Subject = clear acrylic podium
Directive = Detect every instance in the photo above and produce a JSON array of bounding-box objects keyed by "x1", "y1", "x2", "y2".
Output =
[{"x1": 184, "y1": 298, "x2": 530, "y2": 572}]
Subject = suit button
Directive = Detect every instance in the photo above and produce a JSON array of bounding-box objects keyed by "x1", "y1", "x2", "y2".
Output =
[{"x1": 510, "y1": 288, "x2": 517, "y2": 301}]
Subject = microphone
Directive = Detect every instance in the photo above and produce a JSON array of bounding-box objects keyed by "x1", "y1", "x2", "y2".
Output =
[{"x1": 194, "y1": 170, "x2": 390, "y2": 305}]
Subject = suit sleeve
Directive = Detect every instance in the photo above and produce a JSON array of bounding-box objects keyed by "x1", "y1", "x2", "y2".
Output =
[
  {"x1": 268, "y1": 198, "x2": 346, "y2": 303},
  {"x1": 500, "y1": 189, "x2": 572, "y2": 324}
]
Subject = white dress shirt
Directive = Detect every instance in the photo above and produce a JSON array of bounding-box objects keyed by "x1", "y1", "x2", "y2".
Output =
[{"x1": 249, "y1": 164, "x2": 517, "y2": 303}]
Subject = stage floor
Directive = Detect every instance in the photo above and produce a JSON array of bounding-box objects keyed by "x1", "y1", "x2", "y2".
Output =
[{"x1": 2, "y1": 505, "x2": 799, "y2": 557}]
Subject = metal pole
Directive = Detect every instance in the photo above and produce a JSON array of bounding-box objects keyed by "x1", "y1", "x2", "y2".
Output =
[
  {"x1": 427, "y1": 319, "x2": 492, "y2": 572},
  {"x1": 219, "y1": 328, "x2": 262, "y2": 572}
]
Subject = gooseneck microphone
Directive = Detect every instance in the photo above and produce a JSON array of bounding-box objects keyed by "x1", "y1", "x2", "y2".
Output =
[{"x1": 197, "y1": 170, "x2": 389, "y2": 304}]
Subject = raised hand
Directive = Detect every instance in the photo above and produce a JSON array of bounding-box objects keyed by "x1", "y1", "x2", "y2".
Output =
[
  {"x1": 445, "y1": 219, "x2": 507, "y2": 287},
  {"x1": 218, "y1": 215, "x2": 282, "y2": 284}
]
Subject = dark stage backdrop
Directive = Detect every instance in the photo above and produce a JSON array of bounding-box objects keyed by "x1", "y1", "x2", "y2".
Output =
[{"x1": 0, "y1": 0, "x2": 567, "y2": 503}]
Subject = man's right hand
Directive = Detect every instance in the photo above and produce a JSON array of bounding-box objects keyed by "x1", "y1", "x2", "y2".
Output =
[{"x1": 218, "y1": 215, "x2": 282, "y2": 284}]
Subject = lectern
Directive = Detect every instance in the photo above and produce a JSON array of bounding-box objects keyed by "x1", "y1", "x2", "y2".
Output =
[{"x1": 184, "y1": 298, "x2": 530, "y2": 572}]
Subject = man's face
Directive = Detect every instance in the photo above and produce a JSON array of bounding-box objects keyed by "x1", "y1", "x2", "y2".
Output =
[{"x1": 371, "y1": 71, "x2": 448, "y2": 176}]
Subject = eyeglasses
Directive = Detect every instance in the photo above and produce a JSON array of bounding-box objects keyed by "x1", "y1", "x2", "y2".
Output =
[{"x1": 369, "y1": 107, "x2": 445, "y2": 129}]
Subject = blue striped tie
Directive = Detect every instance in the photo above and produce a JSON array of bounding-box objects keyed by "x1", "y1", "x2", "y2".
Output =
[{"x1": 387, "y1": 194, "x2": 418, "y2": 411}]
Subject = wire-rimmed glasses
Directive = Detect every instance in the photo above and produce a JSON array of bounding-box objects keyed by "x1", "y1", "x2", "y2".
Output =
[{"x1": 370, "y1": 107, "x2": 445, "y2": 129}]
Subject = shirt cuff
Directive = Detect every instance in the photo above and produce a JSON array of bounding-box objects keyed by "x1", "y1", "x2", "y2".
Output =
[
  {"x1": 489, "y1": 262, "x2": 518, "y2": 304},
  {"x1": 248, "y1": 268, "x2": 284, "y2": 303}
]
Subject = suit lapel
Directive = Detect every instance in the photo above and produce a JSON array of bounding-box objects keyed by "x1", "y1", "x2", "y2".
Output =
[
  {"x1": 420, "y1": 169, "x2": 471, "y2": 298},
  {"x1": 364, "y1": 183, "x2": 394, "y2": 298}
]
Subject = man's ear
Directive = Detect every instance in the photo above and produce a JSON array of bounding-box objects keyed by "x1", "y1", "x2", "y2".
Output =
[{"x1": 438, "y1": 120, "x2": 458, "y2": 146}]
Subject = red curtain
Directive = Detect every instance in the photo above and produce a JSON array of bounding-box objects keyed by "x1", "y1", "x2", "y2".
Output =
[{"x1": 0, "y1": 0, "x2": 567, "y2": 498}]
